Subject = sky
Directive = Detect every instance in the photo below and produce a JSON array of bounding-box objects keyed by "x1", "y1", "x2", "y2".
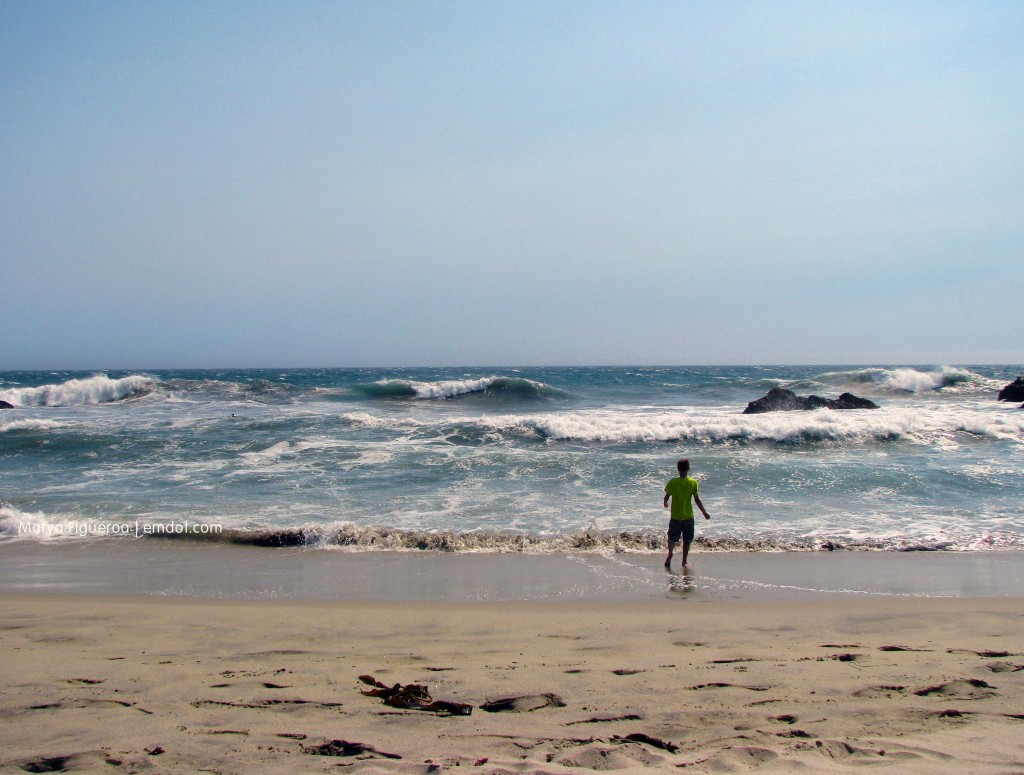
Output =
[{"x1": 2, "y1": 1, "x2": 1022, "y2": 369}]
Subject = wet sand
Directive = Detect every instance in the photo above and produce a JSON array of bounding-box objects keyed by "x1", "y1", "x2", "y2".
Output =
[{"x1": 1, "y1": 541, "x2": 1023, "y2": 601}]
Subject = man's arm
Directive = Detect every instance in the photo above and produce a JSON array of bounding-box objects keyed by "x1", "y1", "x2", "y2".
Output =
[
  {"x1": 694, "y1": 494, "x2": 711, "y2": 519},
  {"x1": 663, "y1": 493, "x2": 670, "y2": 508}
]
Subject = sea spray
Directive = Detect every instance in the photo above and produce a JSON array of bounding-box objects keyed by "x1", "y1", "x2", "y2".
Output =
[{"x1": 0, "y1": 374, "x2": 154, "y2": 407}]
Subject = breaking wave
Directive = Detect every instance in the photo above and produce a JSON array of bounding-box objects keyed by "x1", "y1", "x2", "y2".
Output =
[
  {"x1": 0, "y1": 374, "x2": 155, "y2": 407},
  {"x1": 222, "y1": 526, "x2": 1020, "y2": 553},
  {"x1": 328, "y1": 404, "x2": 1024, "y2": 445},
  {"x1": 470, "y1": 407, "x2": 1024, "y2": 445},
  {"x1": 352, "y1": 376, "x2": 566, "y2": 401},
  {"x1": 6, "y1": 515, "x2": 1016, "y2": 553},
  {"x1": 817, "y1": 366, "x2": 988, "y2": 394},
  {"x1": 5, "y1": 503, "x2": 1020, "y2": 554},
  {"x1": 0, "y1": 418, "x2": 64, "y2": 433},
  {"x1": 160, "y1": 377, "x2": 302, "y2": 404}
]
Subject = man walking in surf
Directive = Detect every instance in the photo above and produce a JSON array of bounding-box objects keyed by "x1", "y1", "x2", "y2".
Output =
[{"x1": 663, "y1": 458, "x2": 711, "y2": 568}]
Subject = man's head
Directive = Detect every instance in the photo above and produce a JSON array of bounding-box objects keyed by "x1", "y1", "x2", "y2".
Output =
[{"x1": 677, "y1": 458, "x2": 690, "y2": 476}]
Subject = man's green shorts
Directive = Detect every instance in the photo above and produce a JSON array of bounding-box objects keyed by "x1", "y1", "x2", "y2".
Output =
[{"x1": 668, "y1": 518, "x2": 694, "y2": 546}]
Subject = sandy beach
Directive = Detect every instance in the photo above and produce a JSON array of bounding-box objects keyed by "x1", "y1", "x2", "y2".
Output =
[{"x1": 2, "y1": 592, "x2": 1022, "y2": 773}]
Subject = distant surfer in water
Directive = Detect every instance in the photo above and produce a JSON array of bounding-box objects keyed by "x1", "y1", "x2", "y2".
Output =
[{"x1": 663, "y1": 458, "x2": 711, "y2": 568}]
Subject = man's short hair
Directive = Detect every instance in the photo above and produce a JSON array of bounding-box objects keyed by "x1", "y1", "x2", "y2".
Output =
[{"x1": 677, "y1": 458, "x2": 690, "y2": 475}]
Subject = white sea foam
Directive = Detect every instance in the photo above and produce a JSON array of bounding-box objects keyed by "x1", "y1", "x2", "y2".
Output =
[
  {"x1": 956, "y1": 412, "x2": 1024, "y2": 441},
  {"x1": 332, "y1": 402, "x2": 1024, "y2": 447},
  {"x1": 339, "y1": 412, "x2": 426, "y2": 431},
  {"x1": 360, "y1": 375, "x2": 552, "y2": 401},
  {"x1": 239, "y1": 438, "x2": 366, "y2": 466},
  {"x1": 0, "y1": 418, "x2": 64, "y2": 433},
  {"x1": 1, "y1": 505, "x2": 224, "y2": 543},
  {"x1": 818, "y1": 366, "x2": 988, "y2": 394},
  {"x1": 0, "y1": 374, "x2": 154, "y2": 407},
  {"x1": 877, "y1": 366, "x2": 975, "y2": 393},
  {"x1": 339, "y1": 449, "x2": 396, "y2": 469},
  {"x1": 473, "y1": 404, "x2": 1023, "y2": 446},
  {"x1": 0, "y1": 505, "x2": 49, "y2": 541},
  {"x1": 410, "y1": 377, "x2": 498, "y2": 399},
  {"x1": 0, "y1": 505, "x2": 121, "y2": 542},
  {"x1": 240, "y1": 440, "x2": 295, "y2": 465}
]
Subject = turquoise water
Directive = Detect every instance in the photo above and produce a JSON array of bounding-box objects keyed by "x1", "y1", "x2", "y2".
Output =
[{"x1": 2, "y1": 365, "x2": 1022, "y2": 552}]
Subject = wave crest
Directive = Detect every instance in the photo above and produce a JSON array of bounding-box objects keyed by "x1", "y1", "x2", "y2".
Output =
[
  {"x1": 5, "y1": 507, "x2": 1020, "y2": 553},
  {"x1": 353, "y1": 376, "x2": 564, "y2": 401},
  {"x1": 817, "y1": 367, "x2": 985, "y2": 394},
  {"x1": 161, "y1": 378, "x2": 300, "y2": 404},
  {"x1": 0, "y1": 418, "x2": 65, "y2": 433},
  {"x1": 0, "y1": 374, "x2": 154, "y2": 407},
  {"x1": 482, "y1": 410, "x2": 914, "y2": 445},
  {"x1": 336, "y1": 406, "x2": 1023, "y2": 446},
  {"x1": 103, "y1": 523, "x2": 1024, "y2": 553}
]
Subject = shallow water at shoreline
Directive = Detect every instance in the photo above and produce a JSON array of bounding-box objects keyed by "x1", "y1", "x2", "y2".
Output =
[{"x1": 2, "y1": 542, "x2": 1021, "y2": 602}]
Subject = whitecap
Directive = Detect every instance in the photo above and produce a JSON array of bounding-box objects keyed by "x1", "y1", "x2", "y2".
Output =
[
  {"x1": 0, "y1": 418, "x2": 64, "y2": 432},
  {"x1": 0, "y1": 374, "x2": 155, "y2": 407},
  {"x1": 817, "y1": 366, "x2": 992, "y2": 395}
]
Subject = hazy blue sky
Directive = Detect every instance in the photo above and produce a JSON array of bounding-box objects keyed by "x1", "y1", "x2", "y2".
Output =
[{"x1": 2, "y1": 1, "x2": 1021, "y2": 368}]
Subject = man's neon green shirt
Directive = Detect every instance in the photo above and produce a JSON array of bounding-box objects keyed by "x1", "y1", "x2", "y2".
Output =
[{"x1": 665, "y1": 476, "x2": 699, "y2": 520}]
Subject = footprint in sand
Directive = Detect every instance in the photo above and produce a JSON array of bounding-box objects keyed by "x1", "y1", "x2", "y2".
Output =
[
  {"x1": 19, "y1": 754, "x2": 75, "y2": 773},
  {"x1": 18, "y1": 752, "x2": 120, "y2": 772},
  {"x1": 192, "y1": 698, "x2": 342, "y2": 710},
  {"x1": 816, "y1": 740, "x2": 886, "y2": 760},
  {"x1": 711, "y1": 658, "x2": 758, "y2": 664},
  {"x1": 801, "y1": 653, "x2": 861, "y2": 662},
  {"x1": 687, "y1": 682, "x2": 769, "y2": 692},
  {"x1": 208, "y1": 680, "x2": 291, "y2": 689},
  {"x1": 878, "y1": 645, "x2": 931, "y2": 652},
  {"x1": 699, "y1": 746, "x2": 779, "y2": 769},
  {"x1": 28, "y1": 699, "x2": 153, "y2": 715},
  {"x1": 986, "y1": 661, "x2": 1024, "y2": 673},
  {"x1": 914, "y1": 679, "x2": 997, "y2": 700},
  {"x1": 552, "y1": 742, "x2": 664, "y2": 769},
  {"x1": 852, "y1": 685, "x2": 908, "y2": 698},
  {"x1": 567, "y1": 714, "x2": 643, "y2": 726},
  {"x1": 480, "y1": 693, "x2": 565, "y2": 712}
]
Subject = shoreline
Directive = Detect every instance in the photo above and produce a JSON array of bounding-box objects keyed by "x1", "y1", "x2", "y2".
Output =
[
  {"x1": 1, "y1": 593, "x2": 1022, "y2": 773},
  {"x1": 1, "y1": 541, "x2": 1023, "y2": 602}
]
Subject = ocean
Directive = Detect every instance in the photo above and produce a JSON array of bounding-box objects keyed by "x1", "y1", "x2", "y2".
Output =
[{"x1": 2, "y1": 365, "x2": 1022, "y2": 560}]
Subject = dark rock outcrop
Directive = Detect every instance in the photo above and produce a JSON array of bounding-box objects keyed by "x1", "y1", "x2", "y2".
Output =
[
  {"x1": 997, "y1": 377, "x2": 1024, "y2": 403},
  {"x1": 827, "y1": 393, "x2": 880, "y2": 410},
  {"x1": 744, "y1": 387, "x2": 809, "y2": 413},
  {"x1": 0, "y1": 400, "x2": 14, "y2": 409},
  {"x1": 743, "y1": 387, "x2": 879, "y2": 414}
]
